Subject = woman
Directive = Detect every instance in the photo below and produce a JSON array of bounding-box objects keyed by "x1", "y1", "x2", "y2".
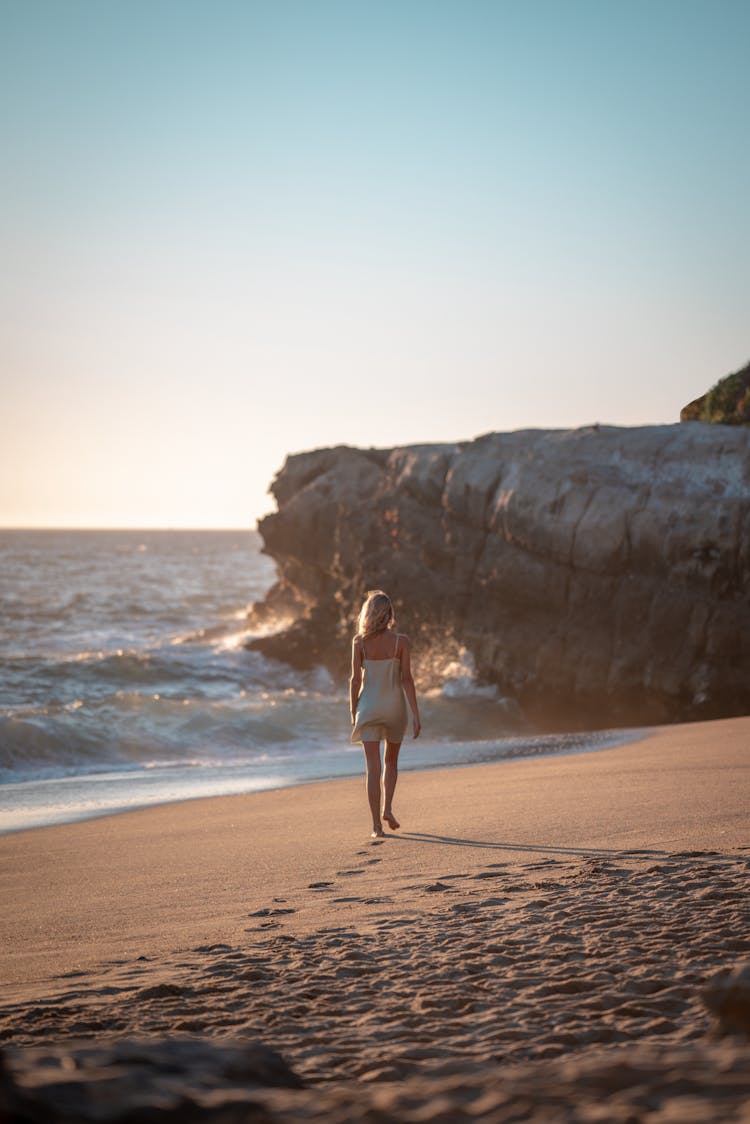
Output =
[{"x1": 350, "y1": 590, "x2": 421, "y2": 838}]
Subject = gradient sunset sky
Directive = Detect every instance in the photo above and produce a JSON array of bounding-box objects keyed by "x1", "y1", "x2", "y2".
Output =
[{"x1": 2, "y1": 0, "x2": 748, "y2": 528}]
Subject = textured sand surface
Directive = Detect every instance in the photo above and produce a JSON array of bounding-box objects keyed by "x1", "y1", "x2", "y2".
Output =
[
  {"x1": 3, "y1": 847, "x2": 749, "y2": 1067},
  {"x1": 1, "y1": 717, "x2": 749, "y2": 1120}
]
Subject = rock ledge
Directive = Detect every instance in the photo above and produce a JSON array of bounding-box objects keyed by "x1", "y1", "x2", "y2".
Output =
[{"x1": 250, "y1": 424, "x2": 750, "y2": 728}]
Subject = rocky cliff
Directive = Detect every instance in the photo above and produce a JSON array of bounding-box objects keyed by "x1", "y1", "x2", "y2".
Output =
[{"x1": 249, "y1": 424, "x2": 750, "y2": 729}]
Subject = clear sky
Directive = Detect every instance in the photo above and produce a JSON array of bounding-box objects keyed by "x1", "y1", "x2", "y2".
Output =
[{"x1": 1, "y1": 0, "x2": 748, "y2": 528}]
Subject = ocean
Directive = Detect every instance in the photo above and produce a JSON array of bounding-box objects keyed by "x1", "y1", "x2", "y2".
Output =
[{"x1": 0, "y1": 529, "x2": 636, "y2": 832}]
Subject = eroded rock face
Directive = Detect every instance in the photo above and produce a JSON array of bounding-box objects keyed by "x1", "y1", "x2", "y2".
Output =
[{"x1": 249, "y1": 424, "x2": 750, "y2": 729}]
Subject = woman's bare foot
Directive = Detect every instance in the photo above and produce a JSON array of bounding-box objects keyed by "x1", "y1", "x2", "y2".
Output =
[
  {"x1": 382, "y1": 810, "x2": 400, "y2": 830},
  {"x1": 371, "y1": 824, "x2": 385, "y2": 838}
]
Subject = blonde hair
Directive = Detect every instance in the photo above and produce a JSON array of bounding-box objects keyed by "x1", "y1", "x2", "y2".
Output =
[{"x1": 357, "y1": 590, "x2": 395, "y2": 638}]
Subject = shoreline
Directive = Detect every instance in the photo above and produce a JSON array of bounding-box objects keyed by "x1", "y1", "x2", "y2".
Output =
[
  {"x1": 0, "y1": 723, "x2": 649, "y2": 836},
  {"x1": 1, "y1": 714, "x2": 747, "y2": 997}
]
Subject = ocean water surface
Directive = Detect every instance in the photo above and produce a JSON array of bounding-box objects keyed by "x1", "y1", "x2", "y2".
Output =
[{"x1": 0, "y1": 530, "x2": 636, "y2": 832}]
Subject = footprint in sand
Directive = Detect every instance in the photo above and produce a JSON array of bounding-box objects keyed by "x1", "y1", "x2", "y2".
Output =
[
  {"x1": 136, "y1": 983, "x2": 184, "y2": 1000},
  {"x1": 336, "y1": 869, "x2": 366, "y2": 876},
  {"x1": 308, "y1": 881, "x2": 335, "y2": 889}
]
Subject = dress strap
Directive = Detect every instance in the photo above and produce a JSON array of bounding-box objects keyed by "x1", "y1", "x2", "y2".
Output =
[
  {"x1": 359, "y1": 635, "x2": 367, "y2": 661},
  {"x1": 393, "y1": 633, "x2": 400, "y2": 659}
]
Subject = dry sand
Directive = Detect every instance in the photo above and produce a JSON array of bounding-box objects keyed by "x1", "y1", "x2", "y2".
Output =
[{"x1": 1, "y1": 716, "x2": 749, "y2": 1121}]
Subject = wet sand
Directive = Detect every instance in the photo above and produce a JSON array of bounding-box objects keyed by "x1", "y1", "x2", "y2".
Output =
[{"x1": 1, "y1": 716, "x2": 749, "y2": 1120}]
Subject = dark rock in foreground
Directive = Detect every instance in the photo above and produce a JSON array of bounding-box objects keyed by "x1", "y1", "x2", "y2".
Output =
[
  {"x1": 704, "y1": 961, "x2": 750, "y2": 1037},
  {"x1": 2, "y1": 1037, "x2": 750, "y2": 1123},
  {"x1": 0, "y1": 1038, "x2": 302, "y2": 1122},
  {"x1": 249, "y1": 423, "x2": 750, "y2": 729}
]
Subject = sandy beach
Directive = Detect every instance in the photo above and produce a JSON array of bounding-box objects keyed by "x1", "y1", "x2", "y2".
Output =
[{"x1": 1, "y1": 716, "x2": 749, "y2": 1121}]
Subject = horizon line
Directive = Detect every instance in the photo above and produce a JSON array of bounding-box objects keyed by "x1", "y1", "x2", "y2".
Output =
[{"x1": 0, "y1": 524, "x2": 262, "y2": 532}]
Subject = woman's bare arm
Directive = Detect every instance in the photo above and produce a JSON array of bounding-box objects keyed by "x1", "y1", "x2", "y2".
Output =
[
  {"x1": 349, "y1": 637, "x2": 363, "y2": 724},
  {"x1": 399, "y1": 636, "x2": 421, "y2": 738}
]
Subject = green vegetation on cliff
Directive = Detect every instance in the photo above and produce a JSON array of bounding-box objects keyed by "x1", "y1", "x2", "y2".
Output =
[{"x1": 681, "y1": 359, "x2": 750, "y2": 425}]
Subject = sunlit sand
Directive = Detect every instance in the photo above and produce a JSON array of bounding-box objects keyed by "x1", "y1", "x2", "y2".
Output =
[{"x1": 1, "y1": 717, "x2": 748, "y2": 1118}]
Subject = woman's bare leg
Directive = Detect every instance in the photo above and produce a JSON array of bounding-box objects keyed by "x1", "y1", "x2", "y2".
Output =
[
  {"x1": 383, "y1": 741, "x2": 401, "y2": 829},
  {"x1": 362, "y1": 742, "x2": 383, "y2": 836}
]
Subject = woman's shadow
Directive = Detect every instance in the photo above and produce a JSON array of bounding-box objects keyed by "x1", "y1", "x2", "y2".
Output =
[{"x1": 390, "y1": 832, "x2": 667, "y2": 858}]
